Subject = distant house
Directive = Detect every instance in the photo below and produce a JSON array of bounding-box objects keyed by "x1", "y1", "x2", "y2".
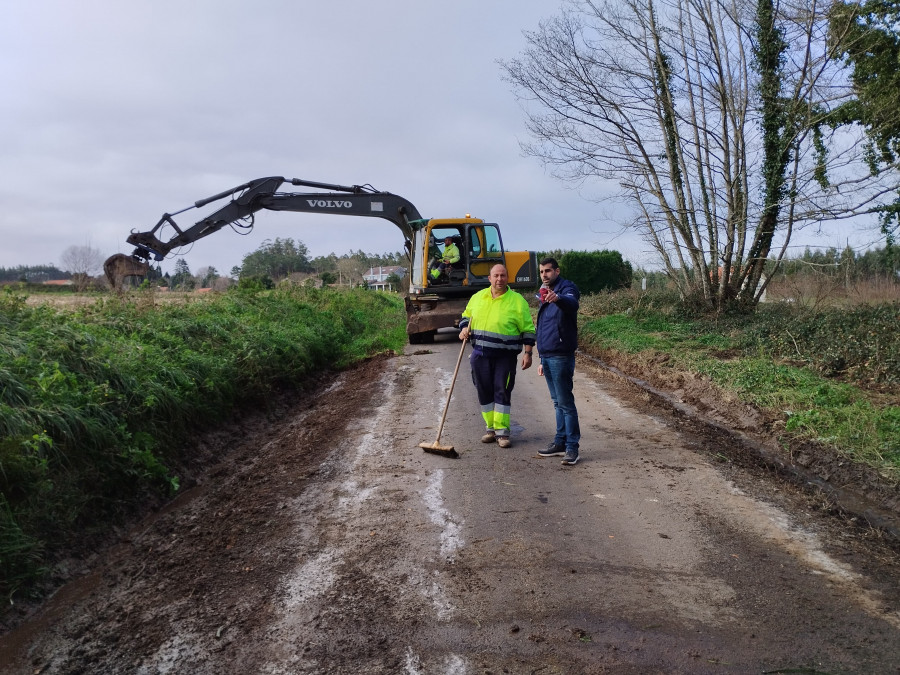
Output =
[
  {"x1": 362, "y1": 266, "x2": 406, "y2": 291},
  {"x1": 42, "y1": 279, "x2": 74, "y2": 286}
]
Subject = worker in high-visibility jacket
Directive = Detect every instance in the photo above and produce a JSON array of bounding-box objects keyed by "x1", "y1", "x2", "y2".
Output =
[
  {"x1": 431, "y1": 236, "x2": 460, "y2": 280},
  {"x1": 458, "y1": 264, "x2": 536, "y2": 448}
]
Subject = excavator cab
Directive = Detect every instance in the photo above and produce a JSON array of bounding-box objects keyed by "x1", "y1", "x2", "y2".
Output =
[{"x1": 421, "y1": 220, "x2": 510, "y2": 290}]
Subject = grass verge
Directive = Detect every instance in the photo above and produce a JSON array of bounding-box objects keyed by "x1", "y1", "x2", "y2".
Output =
[
  {"x1": 579, "y1": 292, "x2": 899, "y2": 479},
  {"x1": 0, "y1": 284, "x2": 407, "y2": 603}
]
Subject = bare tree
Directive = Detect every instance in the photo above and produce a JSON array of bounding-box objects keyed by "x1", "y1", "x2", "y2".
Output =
[
  {"x1": 501, "y1": 0, "x2": 900, "y2": 310},
  {"x1": 60, "y1": 244, "x2": 104, "y2": 292},
  {"x1": 336, "y1": 257, "x2": 365, "y2": 286},
  {"x1": 195, "y1": 266, "x2": 220, "y2": 288}
]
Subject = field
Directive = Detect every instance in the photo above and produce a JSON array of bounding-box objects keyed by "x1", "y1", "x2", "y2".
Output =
[{"x1": 7, "y1": 325, "x2": 900, "y2": 673}]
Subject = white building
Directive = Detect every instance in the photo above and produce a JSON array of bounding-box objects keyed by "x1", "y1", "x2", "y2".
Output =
[{"x1": 362, "y1": 266, "x2": 406, "y2": 291}]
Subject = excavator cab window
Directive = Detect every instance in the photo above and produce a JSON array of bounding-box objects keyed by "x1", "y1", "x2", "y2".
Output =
[
  {"x1": 467, "y1": 224, "x2": 504, "y2": 280},
  {"x1": 430, "y1": 229, "x2": 462, "y2": 259},
  {"x1": 426, "y1": 227, "x2": 466, "y2": 285}
]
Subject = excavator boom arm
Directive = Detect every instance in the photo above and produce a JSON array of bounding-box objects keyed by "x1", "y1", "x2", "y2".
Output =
[{"x1": 125, "y1": 176, "x2": 425, "y2": 261}]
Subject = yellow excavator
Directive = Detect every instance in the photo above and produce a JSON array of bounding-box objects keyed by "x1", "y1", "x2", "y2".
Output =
[{"x1": 105, "y1": 176, "x2": 538, "y2": 344}]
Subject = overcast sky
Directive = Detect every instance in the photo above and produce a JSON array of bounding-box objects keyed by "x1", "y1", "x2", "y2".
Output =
[{"x1": 0, "y1": 1, "x2": 871, "y2": 278}]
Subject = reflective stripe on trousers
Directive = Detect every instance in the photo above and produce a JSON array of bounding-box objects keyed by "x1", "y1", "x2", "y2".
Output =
[{"x1": 470, "y1": 351, "x2": 517, "y2": 436}]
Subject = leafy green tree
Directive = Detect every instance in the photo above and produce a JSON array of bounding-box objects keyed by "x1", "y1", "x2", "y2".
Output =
[
  {"x1": 236, "y1": 275, "x2": 274, "y2": 291},
  {"x1": 310, "y1": 254, "x2": 338, "y2": 274},
  {"x1": 828, "y1": 0, "x2": 900, "y2": 162},
  {"x1": 170, "y1": 258, "x2": 193, "y2": 289},
  {"x1": 168, "y1": 260, "x2": 194, "y2": 290},
  {"x1": 199, "y1": 266, "x2": 219, "y2": 289},
  {"x1": 320, "y1": 271, "x2": 337, "y2": 285},
  {"x1": 857, "y1": 245, "x2": 900, "y2": 278},
  {"x1": 558, "y1": 250, "x2": 632, "y2": 295},
  {"x1": 0, "y1": 265, "x2": 68, "y2": 283},
  {"x1": 240, "y1": 238, "x2": 311, "y2": 280},
  {"x1": 828, "y1": 0, "x2": 900, "y2": 243}
]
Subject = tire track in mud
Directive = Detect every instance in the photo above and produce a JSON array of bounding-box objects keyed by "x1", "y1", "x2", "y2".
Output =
[
  {"x1": 245, "y1": 349, "x2": 477, "y2": 673},
  {"x1": 256, "y1": 359, "x2": 457, "y2": 672}
]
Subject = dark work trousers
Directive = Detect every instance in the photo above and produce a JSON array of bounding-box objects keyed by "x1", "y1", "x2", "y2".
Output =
[{"x1": 470, "y1": 351, "x2": 518, "y2": 437}]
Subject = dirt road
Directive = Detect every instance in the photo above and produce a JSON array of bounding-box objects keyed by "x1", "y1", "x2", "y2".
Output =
[{"x1": 1, "y1": 331, "x2": 898, "y2": 674}]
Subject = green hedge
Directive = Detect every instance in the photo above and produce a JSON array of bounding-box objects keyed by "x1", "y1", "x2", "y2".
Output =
[
  {"x1": 739, "y1": 302, "x2": 900, "y2": 387},
  {"x1": 0, "y1": 285, "x2": 406, "y2": 600}
]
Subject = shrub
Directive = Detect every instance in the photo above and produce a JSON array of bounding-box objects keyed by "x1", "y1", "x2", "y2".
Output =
[
  {"x1": 741, "y1": 302, "x2": 900, "y2": 387},
  {"x1": 579, "y1": 287, "x2": 684, "y2": 319},
  {"x1": 557, "y1": 250, "x2": 633, "y2": 295}
]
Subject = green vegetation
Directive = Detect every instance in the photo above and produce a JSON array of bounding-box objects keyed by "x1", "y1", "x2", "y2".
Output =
[
  {"x1": 235, "y1": 238, "x2": 406, "y2": 285},
  {"x1": 559, "y1": 250, "x2": 632, "y2": 295},
  {"x1": 0, "y1": 284, "x2": 406, "y2": 601},
  {"x1": 240, "y1": 237, "x2": 312, "y2": 279},
  {"x1": 828, "y1": 0, "x2": 900, "y2": 243},
  {"x1": 580, "y1": 290, "x2": 899, "y2": 477},
  {"x1": 0, "y1": 265, "x2": 70, "y2": 284},
  {"x1": 538, "y1": 250, "x2": 634, "y2": 295}
]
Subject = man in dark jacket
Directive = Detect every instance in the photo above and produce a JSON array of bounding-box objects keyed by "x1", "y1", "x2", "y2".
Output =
[{"x1": 535, "y1": 257, "x2": 582, "y2": 465}]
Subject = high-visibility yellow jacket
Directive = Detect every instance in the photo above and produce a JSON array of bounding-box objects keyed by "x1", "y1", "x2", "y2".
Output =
[
  {"x1": 442, "y1": 243, "x2": 460, "y2": 264},
  {"x1": 459, "y1": 287, "x2": 536, "y2": 357}
]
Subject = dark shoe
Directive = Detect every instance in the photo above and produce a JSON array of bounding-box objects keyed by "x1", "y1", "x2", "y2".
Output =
[
  {"x1": 481, "y1": 431, "x2": 496, "y2": 443},
  {"x1": 561, "y1": 451, "x2": 579, "y2": 466},
  {"x1": 497, "y1": 436, "x2": 512, "y2": 448},
  {"x1": 538, "y1": 443, "x2": 565, "y2": 457}
]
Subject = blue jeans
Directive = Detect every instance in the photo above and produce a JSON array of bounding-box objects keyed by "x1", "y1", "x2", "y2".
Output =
[{"x1": 541, "y1": 354, "x2": 580, "y2": 452}]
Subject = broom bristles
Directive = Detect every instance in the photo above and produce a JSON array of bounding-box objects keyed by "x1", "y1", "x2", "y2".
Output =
[{"x1": 419, "y1": 442, "x2": 459, "y2": 458}]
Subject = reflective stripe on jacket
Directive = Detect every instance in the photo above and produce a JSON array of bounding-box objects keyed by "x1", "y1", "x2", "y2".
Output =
[{"x1": 459, "y1": 287, "x2": 536, "y2": 357}]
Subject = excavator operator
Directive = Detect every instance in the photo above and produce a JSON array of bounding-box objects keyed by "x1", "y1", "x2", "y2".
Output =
[{"x1": 430, "y1": 236, "x2": 460, "y2": 282}]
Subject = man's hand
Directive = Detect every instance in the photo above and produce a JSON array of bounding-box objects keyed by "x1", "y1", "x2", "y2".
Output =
[
  {"x1": 521, "y1": 352, "x2": 533, "y2": 370},
  {"x1": 459, "y1": 327, "x2": 470, "y2": 341}
]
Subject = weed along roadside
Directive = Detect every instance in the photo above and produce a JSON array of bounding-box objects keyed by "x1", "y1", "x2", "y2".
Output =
[{"x1": 0, "y1": 284, "x2": 408, "y2": 615}]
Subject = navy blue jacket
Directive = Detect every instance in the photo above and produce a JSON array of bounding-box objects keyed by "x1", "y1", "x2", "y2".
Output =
[{"x1": 536, "y1": 276, "x2": 580, "y2": 356}]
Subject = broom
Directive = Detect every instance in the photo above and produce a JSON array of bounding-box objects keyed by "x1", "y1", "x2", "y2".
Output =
[{"x1": 419, "y1": 336, "x2": 468, "y2": 458}]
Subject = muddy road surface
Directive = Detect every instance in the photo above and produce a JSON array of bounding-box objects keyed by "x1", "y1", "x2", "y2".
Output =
[{"x1": 2, "y1": 330, "x2": 899, "y2": 674}]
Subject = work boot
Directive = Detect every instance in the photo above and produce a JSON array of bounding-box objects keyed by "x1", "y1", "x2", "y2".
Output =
[
  {"x1": 497, "y1": 436, "x2": 512, "y2": 448},
  {"x1": 481, "y1": 431, "x2": 496, "y2": 443}
]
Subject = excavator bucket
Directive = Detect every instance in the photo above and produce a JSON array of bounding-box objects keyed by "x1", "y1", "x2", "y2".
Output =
[{"x1": 104, "y1": 253, "x2": 150, "y2": 291}]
